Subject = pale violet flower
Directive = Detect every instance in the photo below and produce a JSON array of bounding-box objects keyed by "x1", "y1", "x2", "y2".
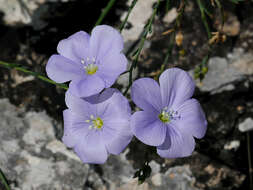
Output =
[
  {"x1": 46, "y1": 25, "x2": 127, "y2": 97},
  {"x1": 130, "y1": 68, "x2": 207, "y2": 158},
  {"x1": 62, "y1": 88, "x2": 132, "y2": 164}
]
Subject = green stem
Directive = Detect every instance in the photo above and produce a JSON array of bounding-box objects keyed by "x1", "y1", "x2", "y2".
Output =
[
  {"x1": 196, "y1": 0, "x2": 211, "y2": 39},
  {"x1": 123, "y1": 0, "x2": 161, "y2": 95},
  {"x1": 95, "y1": 0, "x2": 117, "y2": 26},
  {"x1": 159, "y1": 0, "x2": 186, "y2": 78},
  {"x1": 165, "y1": 0, "x2": 171, "y2": 13},
  {"x1": 119, "y1": 0, "x2": 138, "y2": 32},
  {"x1": 247, "y1": 132, "x2": 253, "y2": 190},
  {"x1": 159, "y1": 32, "x2": 175, "y2": 77},
  {"x1": 0, "y1": 169, "x2": 11, "y2": 190},
  {"x1": 0, "y1": 61, "x2": 68, "y2": 90},
  {"x1": 215, "y1": 0, "x2": 225, "y2": 27}
]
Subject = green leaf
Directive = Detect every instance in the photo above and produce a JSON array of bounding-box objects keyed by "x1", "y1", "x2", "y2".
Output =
[
  {"x1": 133, "y1": 162, "x2": 152, "y2": 185},
  {"x1": 229, "y1": 0, "x2": 244, "y2": 4}
]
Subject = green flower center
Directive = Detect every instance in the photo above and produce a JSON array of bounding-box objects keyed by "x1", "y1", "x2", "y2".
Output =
[
  {"x1": 85, "y1": 64, "x2": 98, "y2": 75},
  {"x1": 85, "y1": 115, "x2": 103, "y2": 130},
  {"x1": 81, "y1": 58, "x2": 98, "y2": 75},
  {"x1": 158, "y1": 111, "x2": 170, "y2": 123},
  {"x1": 92, "y1": 117, "x2": 103, "y2": 129},
  {"x1": 158, "y1": 107, "x2": 181, "y2": 124}
]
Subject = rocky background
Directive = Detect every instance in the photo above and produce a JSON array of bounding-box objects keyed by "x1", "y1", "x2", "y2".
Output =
[{"x1": 0, "y1": 0, "x2": 253, "y2": 189}]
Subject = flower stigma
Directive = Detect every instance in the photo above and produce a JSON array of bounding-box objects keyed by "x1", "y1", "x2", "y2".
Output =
[
  {"x1": 85, "y1": 64, "x2": 98, "y2": 75},
  {"x1": 158, "y1": 110, "x2": 170, "y2": 123},
  {"x1": 158, "y1": 107, "x2": 181, "y2": 124},
  {"x1": 81, "y1": 57, "x2": 98, "y2": 75},
  {"x1": 86, "y1": 115, "x2": 103, "y2": 130}
]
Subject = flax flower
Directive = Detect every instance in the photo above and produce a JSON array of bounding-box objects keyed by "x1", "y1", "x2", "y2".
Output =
[
  {"x1": 130, "y1": 68, "x2": 207, "y2": 158},
  {"x1": 46, "y1": 25, "x2": 127, "y2": 97},
  {"x1": 62, "y1": 88, "x2": 132, "y2": 164}
]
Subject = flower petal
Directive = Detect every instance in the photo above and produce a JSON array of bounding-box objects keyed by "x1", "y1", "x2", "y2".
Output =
[
  {"x1": 65, "y1": 90, "x2": 96, "y2": 118},
  {"x1": 157, "y1": 128, "x2": 171, "y2": 150},
  {"x1": 69, "y1": 75, "x2": 105, "y2": 97},
  {"x1": 62, "y1": 109, "x2": 90, "y2": 148},
  {"x1": 130, "y1": 111, "x2": 167, "y2": 146},
  {"x1": 57, "y1": 31, "x2": 90, "y2": 63},
  {"x1": 97, "y1": 51, "x2": 128, "y2": 87},
  {"x1": 89, "y1": 25, "x2": 124, "y2": 60},
  {"x1": 102, "y1": 124, "x2": 132, "y2": 155},
  {"x1": 159, "y1": 68, "x2": 195, "y2": 109},
  {"x1": 74, "y1": 131, "x2": 108, "y2": 164},
  {"x1": 131, "y1": 78, "x2": 163, "y2": 112},
  {"x1": 46, "y1": 55, "x2": 83, "y2": 83},
  {"x1": 175, "y1": 99, "x2": 207, "y2": 139},
  {"x1": 97, "y1": 88, "x2": 131, "y2": 122},
  {"x1": 93, "y1": 89, "x2": 132, "y2": 154},
  {"x1": 157, "y1": 125, "x2": 195, "y2": 158}
]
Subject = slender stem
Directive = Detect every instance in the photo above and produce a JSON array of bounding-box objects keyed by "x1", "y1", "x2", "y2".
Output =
[
  {"x1": 120, "y1": 70, "x2": 130, "y2": 75},
  {"x1": 123, "y1": 0, "x2": 161, "y2": 95},
  {"x1": 215, "y1": 0, "x2": 225, "y2": 28},
  {"x1": 196, "y1": 0, "x2": 211, "y2": 39},
  {"x1": 95, "y1": 0, "x2": 117, "y2": 26},
  {"x1": 247, "y1": 132, "x2": 253, "y2": 190},
  {"x1": 0, "y1": 169, "x2": 11, "y2": 190},
  {"x1": 159, "y1": 0, "x2": 186, "y2": 77},
  {"x1": 159, "y1": 32, "x2": 175, "y2": 77},
  {"x1": 119, "y1": 0, "x2": 138, "y2": 32},
  {"x1": 165, "y1": 0, "x2": 171, "y2": 13},
  {"x1": 0, "y1": 61, "x2": 68, "y2": 90}
]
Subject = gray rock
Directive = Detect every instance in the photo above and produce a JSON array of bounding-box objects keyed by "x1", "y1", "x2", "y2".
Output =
[
  {"x1": 162, "y1": 8, "x2": 178, "y2": 24},
  {"x1": 149, "y1": 160, "x2": 161, "y2": 174},
  {"x1": 150, "y1": 165, "x2": 197, "y2": 190},
  {"x1": 230, "y1": 52, "x2": 253, "y2": 75},
  {"x1": 117, "y1": 61, "x2": 138, "y2": 91},
  {"x1": 117, "y1": 165, "x2": 197, "y2": 190},
  {"x1": 194, "y1": 49, "x2": 253, "y2": 94},
  {"x1": 120, "y1": 0, "x2": 157, "y2": 43},
  {"x1": 0, "y1": 99, "x2": 89, "y2": 190},
  {"x1": 0, "y1": 0, "x2": 32, "y2": 25},
  {"x1": 238, "y1": 118, "x2": 253, "y2": 132},
  {"x1": 194, "y1": 57, "x2": 244, "y2": 93},
  {"x1": 224, "y1": 140, "x2": 240, "y2": 150},
  {"x1": 0, "y1": 0, "x2": 68, "y2": 29}
]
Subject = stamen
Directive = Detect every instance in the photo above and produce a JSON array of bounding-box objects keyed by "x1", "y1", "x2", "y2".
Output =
[
  {"x1": 158, "y1": 107, "x2": 181, "y2": 124},
  {"x1": 85, "y1": 64, "x2": 98, "y2": 75},
  {"x1": 86, "y1": 115, "x2": 104, "y2": 130},
  {"x1": 81, "y1": 57, "x2": 98, "y2": 75}
]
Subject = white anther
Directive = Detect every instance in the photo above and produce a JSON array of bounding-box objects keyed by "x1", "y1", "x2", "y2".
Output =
[
  {"x1": 87, "y1": 57, "x2": 90, "y2": 61},
  {"x1": 85, "y1": 120, "x2": 90, "y2": 123},
  {"x1": 90, "y1": 115, "x2": 94, "y2": 119},
  {"x1": 88, "y1": 125, "x2": 93, "y2": 130},
  {"x1": 92, "y1": 57, "x2": 96, "y2": 62},
  {"x1": 81, "y1": 59, "x2": 85, "y2": 64}
]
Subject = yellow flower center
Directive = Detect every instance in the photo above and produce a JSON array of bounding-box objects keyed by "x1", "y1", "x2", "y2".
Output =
[
  {"x1": 85, "y1": 64, "x2": 98, "y2": 75},
  {"x1": 92, "y1": 117, "x2": 103, "y2": 129},
  {"x1": 158, "y1": 111, "x2": 170, "y2": 123},
  {"x1": 158, "y1": 107, "x2": 181, "y2": 124},
  {"x1": 85, "y1": 115, "x2": 103, "y2": 130},
  {"x1": 81, "y1": 57, "x2": 98, "y2": 75}
]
